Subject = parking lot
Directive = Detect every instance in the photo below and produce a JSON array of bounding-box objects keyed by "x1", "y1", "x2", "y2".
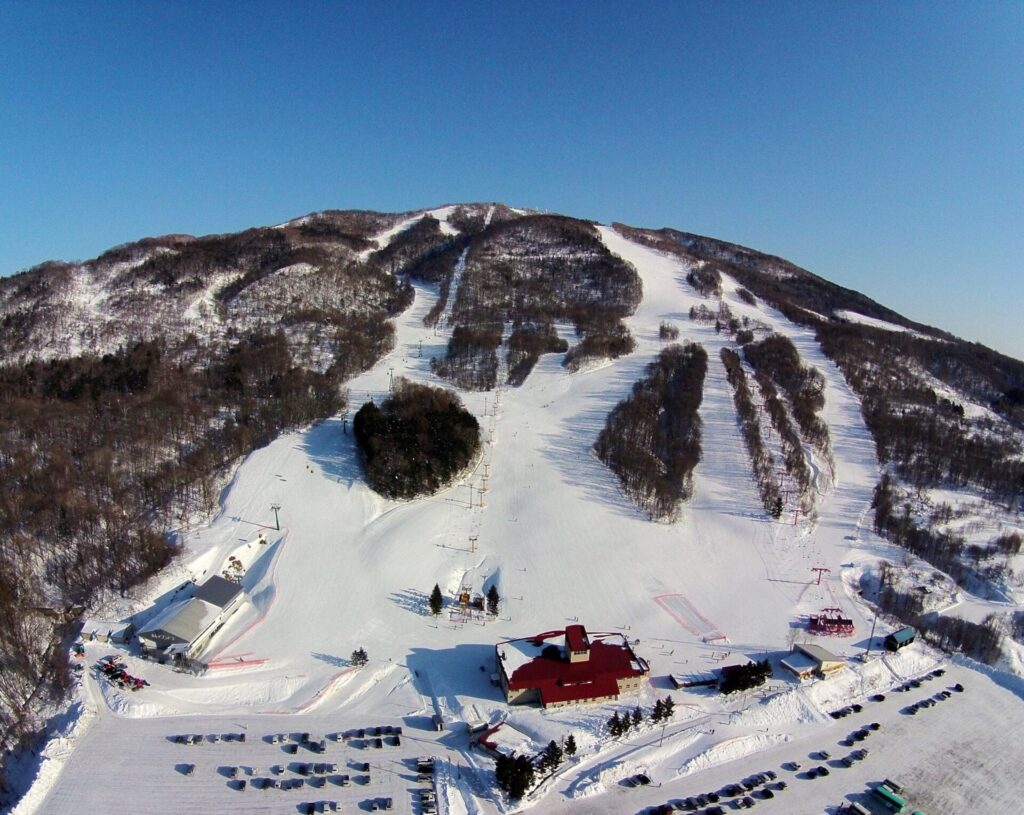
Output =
[
  {"x1": 37, "y1": 711, "x2": 455, "y2": 814},
  {"x1": 534, "y1": 663, "x2": 1023, "y2": 815}
]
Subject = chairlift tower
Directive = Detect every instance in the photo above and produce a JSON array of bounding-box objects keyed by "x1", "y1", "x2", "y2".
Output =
[
  {"x1": 811, "y1": 566, "x2": 830, "y2": 585},
  {"x1": 270, "y1": 503, "x2": 281, "y2": 531}
]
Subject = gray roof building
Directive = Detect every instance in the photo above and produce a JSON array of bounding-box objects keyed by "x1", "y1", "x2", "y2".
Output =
[
  {"x1": 138, "y1": 575, "x2": 245, "y2": 658},
  {"x1": 193, "y1": 575, "x2": 244, "y2": 608}
]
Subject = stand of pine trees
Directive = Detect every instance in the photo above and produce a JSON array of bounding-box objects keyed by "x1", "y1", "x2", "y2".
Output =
[
  {"x1": 719, "y1": 660, "x2": 772, "y2": 695},
  {"x1": 607, "y1": 697, "x2": 675, "y2": 736},
  {"x1": 353, "y1": 380, "x2": 480, "y2": 499},
  {"x1": 494, "y1": 753, "x2": 535, "y2": 800}
]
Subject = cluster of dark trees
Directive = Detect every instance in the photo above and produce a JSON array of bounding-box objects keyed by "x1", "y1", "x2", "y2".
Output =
[
  {"x1": 495, "y1": 753, "x2": 536, "y2": 800},
  {"x1": 350, "y1": 647, "x2": 369, "y2": 667},
  {"x1": 506, "y1": 323, "x2": 568, "y2": 386},
  {"x1": 659, "y1": 322, "x2": 679, "y2": 340},
  {"x1": 606, "y1": 696, "x2": 675, "y2": 735},
  {"x1": 916, "y1": 614, "x2": 1003, "y2": 664},
  {"x1": 369, "y1": 216, "x2": 447, "y2": 276},
  {"x1": 447, "y1": 204, "x2": 521, "y2": 236},
  {"x1": 686, "y1": 265, "x2": 722, "y2": 297},
  {"x1": 871, "y1": 475, "x2": 985, "y2": 588},
  {"x1": 562, "y1": 321, "x2": 636, "y2": 372},
  {"x1": 875, "y1": 568, "x2": 930, "y2": 622},
  {"x1": 743, "y1": 335, "x2": 832, "y2": 467},
  {"x1": 1013, "y1": 611, "x2": 1024, "y2": 646},
  {"x1": 536, "y1": 739, "x2": 564, "y2": 773},
  {"x1": 607, "y1": 706, "x2": 644, "y2": 736},
  {"x1": 410, "y1": 215, "x2": 642, "y2": 388},
  {"x1": 651, "y1": 696, "x2": 676, "y2": 722},
  {"x1": 753, "y1": 370, "x2": 813, "y2": 507},
  {"x1": 741, "y1": 334, "x2": 833, "y2": 509},
  {"x1": 720, "y1": 348, "x2": 784, "y2": 518},
  {"x1": 2, "y1": 213, "x2": 413, "y2": 372},
  {"x1": 689, "y1": 301, "x2": 745, "y2": 336},
  {"x1": 595, "y1": 343, "x2": 707, "y2": 520},
  {"x1": 817, "y1": 323, "x2": 1024, "y2": 497},
  {"x1": 353, "y1": 380, "x2": 480, "y2": 499},
  {"x1": 493, "y1": 732, "x2": 577, "y2": 800},
  {"x1": 430, "y1": 324, "x2": 502, "y2": 390},
  {"x1": 719, "y1": 660, "x2": 772, "y2": 694}
]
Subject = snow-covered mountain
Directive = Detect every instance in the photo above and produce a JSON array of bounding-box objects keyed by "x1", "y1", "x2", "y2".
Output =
[{"x1": 3, "y1": 204, "x2": 1024, "y2": 814}]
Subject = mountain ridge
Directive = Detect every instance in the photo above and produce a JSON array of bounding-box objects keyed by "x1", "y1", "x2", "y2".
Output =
[{"x1": 1, "y1": 203, "x2": 1023, "y2": 810}]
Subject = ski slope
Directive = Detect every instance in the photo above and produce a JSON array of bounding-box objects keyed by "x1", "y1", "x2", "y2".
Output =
[{"x1": 17, "y1": 225, "x2": 1024, "y2": 815}]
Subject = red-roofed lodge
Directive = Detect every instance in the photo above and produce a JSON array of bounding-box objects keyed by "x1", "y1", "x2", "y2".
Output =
[{"x1": 495, "y1": 625, "x2": 649, "y2": 708}]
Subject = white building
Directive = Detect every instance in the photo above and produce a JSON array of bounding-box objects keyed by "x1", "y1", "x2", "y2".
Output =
[
  {"x1": 781, "y1": 643, "x2": 845, "y2": 681},
  {"x1": 138, "y1": 576, "x2": 245, "y2": 660}
]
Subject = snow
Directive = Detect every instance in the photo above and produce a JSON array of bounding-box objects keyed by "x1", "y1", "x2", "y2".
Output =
[
  {"x1": 833, "y1": 309, "x2": 942, "y2": 343},
  {"x1": 15, "y1": 224, "x2": 1024, "y2": 815},
  {"x1": 356, "y1": 205, "x2": 467, "y2": 262}
]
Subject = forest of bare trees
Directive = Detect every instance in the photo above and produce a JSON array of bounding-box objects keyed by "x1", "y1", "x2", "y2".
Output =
[
  {"x1": 876, "y1": 561, "x2": 1003, "y2": 664},
  {"x1": 0, "y1": 332, "x2": 353, "y2": 765},
  {"x1": 0, "y1": 212, "x2": 418, "y2": 780},
  {"x1": 620, "y1": 222, "x2": 1024, "y2": 590},
  {"x1": 595, "y1": 343, "x2": 707, "y2": 520},
  {"x1": 506, "y1": 323, "x2": 568, "y2": 386},
  {"x1": 720, "y1": 347, "x2": 783, "y2": 518},
  {"x1": 742, "y1": 334, "x2": 834, "y2": 508},
  {"x1": 411, "y1": 215, "x2": 642, "y2": 388}
]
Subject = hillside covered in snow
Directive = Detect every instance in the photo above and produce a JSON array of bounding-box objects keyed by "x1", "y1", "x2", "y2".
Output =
[{"x1": 2, "y1": 203, "x2": 1024, "y2": 814}]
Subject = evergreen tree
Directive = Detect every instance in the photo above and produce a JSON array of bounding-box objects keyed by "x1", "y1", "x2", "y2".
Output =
[
  {"x1": 608, "y1": 711, "x2": 622, "y2": 736},
  {"x1": 429, "y1": 583, "x2": 444, "y2": 616},
  {"x1": 631, "y1": 706, "x2": 643, "y2": 728},
  {"x1": 539, "y1": 739, "x2": 563, "y2": 771},
  {"x1": 564, "y1": 734, "x2": 577, "y2": 756},
  {"x1": 662, "y1": 695, "x2": 675, "y2": 719},
  {"x1": 351, "y1": 647, "x2": 368, "y2": 667},
  {"x1": 506, "y1": 755, "x2": 535, "y2": 799},
  {"x1": 651, "y1": 699, "x2": 665, "y2": 723},
  {"x1": 495, "y1": 754, "x2": 512, "y2": 790},
  {"x1": 486, "y1": 584, "x2": 500, "y2": 615}
]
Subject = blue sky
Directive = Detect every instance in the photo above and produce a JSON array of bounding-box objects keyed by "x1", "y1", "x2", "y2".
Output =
[{"x1": 2, "y1": 2, "x2": 1022, "y2": 359}]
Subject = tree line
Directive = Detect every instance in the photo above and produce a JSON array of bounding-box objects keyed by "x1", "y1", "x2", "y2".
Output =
[
  {"x1": 409, "y1": 215, "x2": 642, "y2": 388},
  {"x1": 0, "y1": 211, "x2": 420, "y2": 787},
  {"x1": 720, "y1": 348, "x2": 784, "y2": 518},
  {"x1": 0, "y1": 332, "x2": 348, "y2": 775},
  {"x1": 595, "y1": 343, "x2": 707, "y2": 520}
]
